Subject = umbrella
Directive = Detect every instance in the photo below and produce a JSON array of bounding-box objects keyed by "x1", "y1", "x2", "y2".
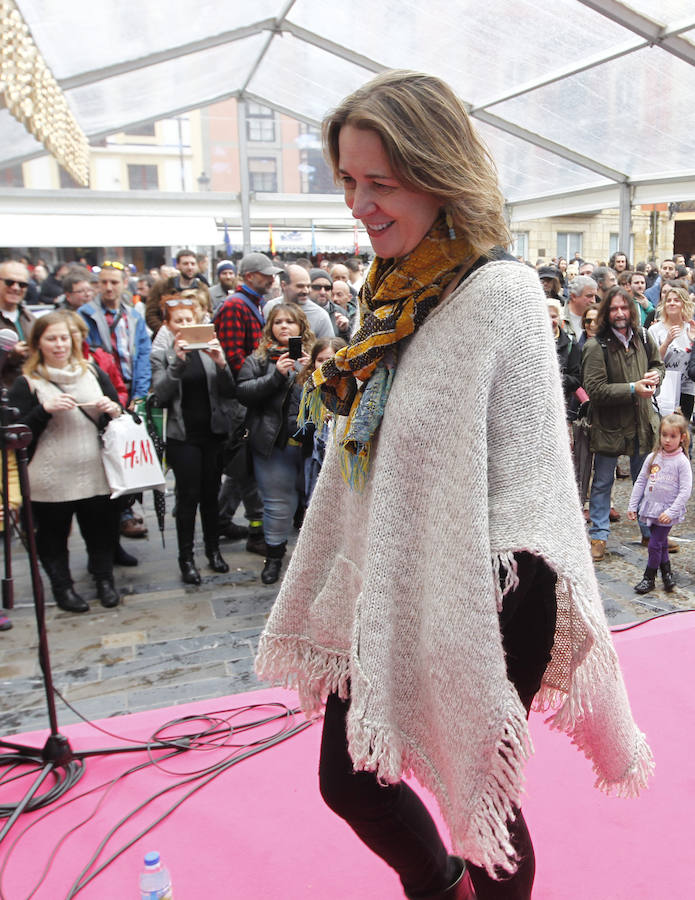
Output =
[
  {"x1": 139, "y1": 396, "x2": 167, "y2": 547},
  {"x1": 571, "y1": 402, "x2": 593, "y2": 507}
]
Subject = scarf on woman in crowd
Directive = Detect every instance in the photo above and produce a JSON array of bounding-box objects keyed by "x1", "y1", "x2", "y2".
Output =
[{"x1": 299, "y1": 215, "x2": 475, "y2": 489}]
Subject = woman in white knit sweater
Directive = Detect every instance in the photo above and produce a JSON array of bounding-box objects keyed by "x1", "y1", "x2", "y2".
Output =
[
  {"x1": 9, "y1": 312, "x2": 123, "y2": 612},
  {"x1": 256, "y1": 72, "x2": 652, "y2": 900}
]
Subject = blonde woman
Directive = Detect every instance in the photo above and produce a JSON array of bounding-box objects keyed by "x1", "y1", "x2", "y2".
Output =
[
  {"x1": 649, "y1": 284, "x2": 695, "y2": 419},
  {"x1": 256, "y1": 71, "x2": 652, "y2": 899},
  {"x1": 8, "y1": 312, "x2": 123, "y2": 611}
]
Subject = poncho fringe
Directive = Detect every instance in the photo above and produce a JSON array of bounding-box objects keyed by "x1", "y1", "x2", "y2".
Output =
[{"x1": 256, "y1": 549, "x2": 654, "y2": 868}]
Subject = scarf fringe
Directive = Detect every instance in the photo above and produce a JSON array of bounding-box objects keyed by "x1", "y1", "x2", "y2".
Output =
[
  {"x1": 491, "y1": 552, "x2": 520, "y2": 611},
  {"x1": 347, "y1": 694, "x2": 532, "y2": 875},
  {"x1": 255, "y1": 632, "x2": 350, "y2": 716}
]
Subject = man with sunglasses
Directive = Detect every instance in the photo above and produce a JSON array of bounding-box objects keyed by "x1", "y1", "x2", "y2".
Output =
[{"x1": 0, "y1": 260, "x2": 35, "y2": 389}]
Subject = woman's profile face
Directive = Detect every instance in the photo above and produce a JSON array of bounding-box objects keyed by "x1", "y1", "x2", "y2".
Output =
[
  {"x1": 338, "y1": 125, "x2": 441, "y2": 259},
  {"x1": 168, "y1": 307, "x2": 195, "y2": 332},
  {"x1": 272, "y1": 313, "x2": 300, "y2": 345},
  {"x1": 39, "y1": 323, "x2": 72, "y2": 368}
]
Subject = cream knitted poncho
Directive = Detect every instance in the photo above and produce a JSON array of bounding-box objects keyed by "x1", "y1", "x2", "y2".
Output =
[{"x1": 256, "y1": 260, "x2": 653, "y2": 874}]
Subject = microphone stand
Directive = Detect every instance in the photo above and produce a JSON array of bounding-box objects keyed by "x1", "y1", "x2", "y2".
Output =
[{"x1": 0, "y1": 387, "x2": 184, "y2": 843}]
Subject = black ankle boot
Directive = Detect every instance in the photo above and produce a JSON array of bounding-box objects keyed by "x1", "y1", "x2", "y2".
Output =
[
  {"x1": 634, "y1": 566, "x2": 657, "y2": 594},
  {"x1": 261, "y1": 541, "x2": 286, "y2": 585},
  {"x1": 261, "y1": 557, "x2": 282, "y2": 584},
  {"x1": 179, "y1": 558, "x2": 201, "y2": 585},
  {"x1": 95, "y1": 578, "x2": 120, "y2": 608},
  {"x1": 405, "y1": 856, "x2": 475, "y2": 900},
  {"x1": 206, "y1": 549, "x2": 229, "y2": 573},
  {"x1": 660, "y1": 561, "x2": 676, "y2": 592},
  {"x1": 54, "y1": 586, "x2": 89, "y2": 613}
]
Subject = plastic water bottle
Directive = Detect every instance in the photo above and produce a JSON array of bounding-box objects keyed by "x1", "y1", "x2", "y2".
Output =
[{"x1": 139, "y1": 851, "x2": 173, "y2": 899}]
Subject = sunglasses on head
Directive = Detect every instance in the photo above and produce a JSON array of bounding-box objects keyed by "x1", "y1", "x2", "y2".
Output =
[
  {"x1": 165, "y1": 298, "x2": 194, "y2": 307},
  {"x1": 101, "y1": 261, "x2": 125, "y2": 270},
  {"x1": 2, "y1": 278, "x2": 28, "y2": 289}
]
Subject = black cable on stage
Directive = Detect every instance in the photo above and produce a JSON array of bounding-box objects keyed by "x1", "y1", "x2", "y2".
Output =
[
  {"x1": 0, "y1": 753, "x2": 84, "y2": 817},
  {"x1": 0, "y1": 747, "x2": 185, "y2": 900},
  {"x1": 65, "y1": 714, "x2": 314, "y2": 899},
  {"x1": 0, "y1": 700, "x2": 314, "y2": 900},
  {"x1": 610, "y1": 605, "x2": 695, "y2": 633}
]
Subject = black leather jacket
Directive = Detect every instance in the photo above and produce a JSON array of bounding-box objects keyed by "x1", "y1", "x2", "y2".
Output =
[{"x1": 236, "y1": 353, "x2": 302, "y2": 457}]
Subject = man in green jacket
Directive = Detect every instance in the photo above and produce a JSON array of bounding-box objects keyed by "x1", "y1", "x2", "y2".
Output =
[{"x1": 582, "y1": 286, "x2": 665, "y2": 561}]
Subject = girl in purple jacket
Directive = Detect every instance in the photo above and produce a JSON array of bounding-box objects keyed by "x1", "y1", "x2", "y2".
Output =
[{"x1": 628, "y1": 412, "x2": 692, "y2": 593}]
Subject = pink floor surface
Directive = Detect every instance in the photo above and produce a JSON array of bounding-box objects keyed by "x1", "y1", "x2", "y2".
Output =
[{"x1": 0, "y1": 612, "x2": 692, "y2": 900}]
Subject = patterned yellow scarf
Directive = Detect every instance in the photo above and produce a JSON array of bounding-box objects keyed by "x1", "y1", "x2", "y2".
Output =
[{"x1": 299, "y1": 215, "x2": 475, "y2": 489}]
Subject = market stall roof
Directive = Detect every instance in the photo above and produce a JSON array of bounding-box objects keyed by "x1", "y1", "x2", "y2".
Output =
[{"x1": 3, "y1": 0, "x2": 695, "y2": 210}]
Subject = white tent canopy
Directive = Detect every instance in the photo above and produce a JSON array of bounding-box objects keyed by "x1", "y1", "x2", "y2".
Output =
[{"x1": 3, "y1": 0, "x2": 695, "y2": 222}]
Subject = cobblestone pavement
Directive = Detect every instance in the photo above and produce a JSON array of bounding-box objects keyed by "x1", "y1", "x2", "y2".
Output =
[{"x1": 2, "y1": 469, "x2": 694, "y2": 737}]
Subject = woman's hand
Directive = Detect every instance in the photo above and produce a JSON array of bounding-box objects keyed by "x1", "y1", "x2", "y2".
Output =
[
  {"x1": 93, "y1": 396, "x2": 122, "y2": 418},
  {"x1": 275, "y1": 351, "x2": 295, "y2": 377},
  {"x1": 43, "y1": 393, "x2": 76, "y2": 413},
  {"x1": 203, "y1": 338, "x2": 226, "y2": 369},
  {"x1": 627, "y1": 510, "x2": 638, "y2": 521},
  {"x1": 666, "y1": 324, "x2": 682, "y2": 345},
  {"x1": 297, "y1": 352, "x2": 311, "y2": 369},
  {"x1": 173, "y1": 334, "x2": 189, "y2": 362},
  {"x1": 658, "y1": 511, "x2": 672, "y2": 524}
]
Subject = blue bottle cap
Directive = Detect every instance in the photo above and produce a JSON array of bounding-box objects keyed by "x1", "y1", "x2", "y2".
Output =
[{"x1": 144, "y1": 852, "x2": 160, "y2": 867}]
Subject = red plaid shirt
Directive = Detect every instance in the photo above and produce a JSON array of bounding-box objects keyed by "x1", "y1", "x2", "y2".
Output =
[{"x1": 214, "y1": 288, "x2": 264, "y2": 375}]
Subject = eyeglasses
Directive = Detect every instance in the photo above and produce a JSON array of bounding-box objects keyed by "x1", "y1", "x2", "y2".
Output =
[
  {"x1": 2, "y1": 278, "x2": 28, "y2": 289},
  {"x1": 101, "y1": 261, "x2": 125, "y2": 270},
  {"x1": 165, "y1": 298, "x2": 194, "y2": 307}
]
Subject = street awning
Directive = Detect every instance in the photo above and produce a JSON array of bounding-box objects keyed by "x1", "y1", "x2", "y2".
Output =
[{"x1": 0, "y1": 215, "x2": 221, "y2": 248}]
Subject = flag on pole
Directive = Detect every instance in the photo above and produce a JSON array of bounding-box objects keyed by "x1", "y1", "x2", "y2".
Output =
[
  {"x1": 353, "y1": 223, "x2": 359, "y2": 256},
  {"x1": 224, "y1": 223, "x2": 232, "y2": 257},
  {"x1": 311, "y1": 222, "x2": 317, "y2": 256},
  {"x1": 269, "y1": 224, "x2": 276, "y2": 255}
]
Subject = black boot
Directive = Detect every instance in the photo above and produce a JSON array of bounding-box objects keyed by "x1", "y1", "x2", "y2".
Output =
[
  {"x1": 54, "y1": 586, "x2": 89, "y2": 613},
  {"x1": 206, "y1": 548, "x2": 229, "y2": 573},
  {"x1": 261, "y1": 541, "x2": 286, "y2": 585},
  {"x1": 179, "y1": 557, "x2": 201, "y2": 585},
  {"x1": 95, "y1": 577, "x2": 120, "y2": 608},
  {"x1": 114, "y1": 543, "x2": 138, "y2": 566},
  {"x1": 660, "y1": 561, "x2": 676, "y2": 592},
  {"x1": 405, "y1": 857, "x2": 475, "y2": 900},
  {"x1": 218, "y1": 521, "x2": 249, "y2": 541},
  {"x1": 634, "y1": 566, "x2": 657, "y2": 594},
  {"x1": 246, "y1": 527, "x2": 267, "y2": 556}
]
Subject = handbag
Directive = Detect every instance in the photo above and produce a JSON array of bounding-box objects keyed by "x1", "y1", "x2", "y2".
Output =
[{"x1": 100, "y1": 412, "x2": 167, "y2": 499}]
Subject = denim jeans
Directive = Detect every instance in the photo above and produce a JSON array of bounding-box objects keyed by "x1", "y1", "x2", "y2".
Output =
[
  {"x1": 252, "y1": 444, "x2": 302, "y2": 547},
  {"x1": 589, "y1": 440, "x2": 650, "y2": 542}
]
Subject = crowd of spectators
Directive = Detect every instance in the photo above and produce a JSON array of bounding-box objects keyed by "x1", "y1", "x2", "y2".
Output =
[
  {"x1": 0, "y1": 249, "x2": 366, "y2": 629},
  {"x1": 0, "y1": 245, "x2": 693, "y2": 630}
]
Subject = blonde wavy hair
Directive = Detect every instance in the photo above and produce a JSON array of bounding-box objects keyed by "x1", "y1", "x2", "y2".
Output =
[
  {"x1": 656, "y1": 285, "x2": 693, "y2": 324},
  {"x1": 323, "y1": 70, "x2": 510, "y2": 256}
]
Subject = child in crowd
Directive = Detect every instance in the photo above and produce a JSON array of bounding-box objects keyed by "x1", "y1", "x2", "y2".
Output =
[
  {"x1": 298, "y1": 337, "x2": 347, "y2": 503},
  {"x1": 628, "y1": 412, "x2": 692, "y2": 594}
]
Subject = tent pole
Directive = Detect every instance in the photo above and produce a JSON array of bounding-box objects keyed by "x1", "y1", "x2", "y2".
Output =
[
  {"x1": 618, "y1": 182, "x2": 631, "y2": 258},
  {"x1": 237, "y1": 98, "x2": 252, "y2": 255}
]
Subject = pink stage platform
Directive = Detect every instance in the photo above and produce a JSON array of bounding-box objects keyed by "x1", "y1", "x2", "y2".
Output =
[{"x1": 0, "y1": 612, "x2": 691, "y2": 899}]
